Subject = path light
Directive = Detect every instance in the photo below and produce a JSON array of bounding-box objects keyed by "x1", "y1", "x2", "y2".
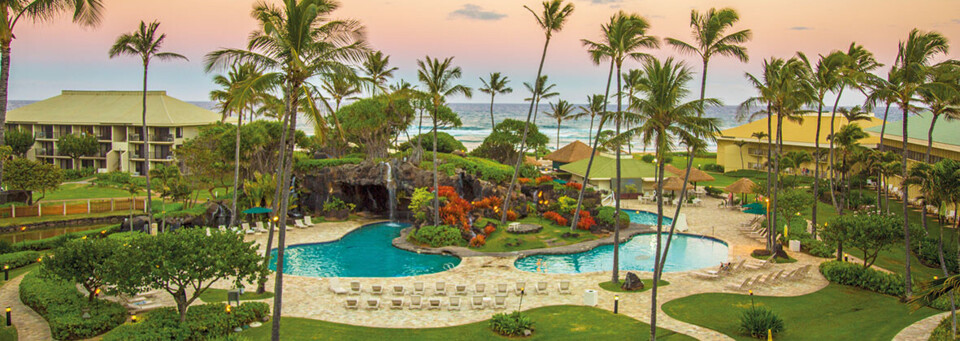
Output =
[
  {"x1": 517, "y1": 287, "x2": 526, "y2": 312},
  {"x1": 3, "y1": 265, "x2": 8, "y2": 281},
  {"x1": 5, "y1": 307, "x2": 10, "y2": 326},
  {"x1": 131, "y1": 315, "x2": 138, "y2": 323},
  {"x1": 614, "y1": 295, "x2": 619, "y2": 314},
  {"x1": 226, "y1": 305, "x2": 232, "y2": 314},
  {"x1": 749, "y1": 290, "x2": 755, "y2": 309},
  {"x1": 94, "y1": 288, "x2": 101, "y2": 297}
]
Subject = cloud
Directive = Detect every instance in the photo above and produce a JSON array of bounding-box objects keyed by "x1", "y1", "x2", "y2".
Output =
[
  {"x1": 789, "y1": 26, "x2": 813, "y2": 31},
  {"x1": 952, "y1": 19, "x2": 960, "y2": 24},
  {"x1": 449, "y1": 4, "x2": 506, "y2": 21}
]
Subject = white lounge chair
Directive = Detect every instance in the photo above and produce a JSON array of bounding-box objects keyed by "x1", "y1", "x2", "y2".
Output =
[
  {"x1": 497, "y1": 283, "x2": 509, "y2": 295},
  {"x1": 726, "y1": 276, "x2": 755, "y2": 291},
  {"x1": 472, "y1": 296, "x2": 485, "y2": 310},
  {"x1": 344, "y1": 298, "x2": 359, "y2": 309},
  {"x1": 295, "y1": 219, "x2": 308, "y2": 228},
  {"x1": 448, "y1": 296, "x2": 461, "y2": 311},
  {"x1": 558, "y1": 281, "x2": 571, "y2": 294},
  {"x1": 409, "y1": 295, "x2": 423, "y2": 310},
  {"x1": 328, "y1": 279, "x2": 347, "y2": 295},
  {"x1": 349, "y1": 281, "x2": 361, "y2": 295},
  {"x1": 435, "y1": 282, "x2": 447, "y2": 296},
  {"x1": 365, "y1": 298, "x2": 380, "y2": 310},
  {"x1": 475, "y1": 283, "x2": 485, "y2": 295},
  {"x1": 515, "y1": 282, "x2": 525, "y2": 295},
  {"x1": 255, "y1": 221, "x2": 268, "y2": 233},
  {"x1": 392, "y1": 285, "x2": 405, "y2": 296},
  {"x1": 389, "y1": 298, "x2": 404, "y2": 310},
  {"x1": 427, "y1": 298, "x2": 442, "y2": 310},
  {"x1": 413, "y1": 282, "x2": 425, "y2": 295},
  {"x1": 304, "y1": 216, "x2": 315, "y2": 226},
  {"x1": 455, "y1": 284, "x2": 468, "y2": 296},
  {"x1": 370, "y1": 284, "x2": 383, "y2": 295},
  {"x1": 762, "y1": 270, "x2": 784, "y2": 285},
  {"x1": 695, "y1": 271, "x2": 721, "y2": 280},
  {"x1": 744, "y1": 256, "x2": 774, "y2": 270},
  {"x1": 535, "y1": 281, "x2": 548, "y2": 295},
  {"x1": 494, "y1": 295, "x2": 507, "y2": 310}
]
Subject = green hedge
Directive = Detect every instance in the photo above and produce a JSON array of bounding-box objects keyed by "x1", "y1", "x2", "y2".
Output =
[
  {"x1": 0, "y1": 251, "x2": 41, "y2": 270},
  {"x1": 422, "y1": 153, "x2": 537, "y2": 183},
  {"x1": 19, "y1": 270, "x2": 126, "y2": 340},
  {"x1": 595, "y1": 207, "x2": 630, "y2": 228},
  {"x1": 103, "y1": 302, "x2": 269, "y2": 341},
  {"x1": 294, "y1": 158, "x2": 363, "y2": 172},
  {"x1": 8, "y1": 225, "x2": 121, "y2": 253},
  {"x1": 399, "y1": 132, "x2": 466, "y2": 153},
  {"x1": 819, "y1": 261, "x2": 904, "y2": 297},
  {"x1": 408, "y1": 225, "x2": 464, "y2": 248}
]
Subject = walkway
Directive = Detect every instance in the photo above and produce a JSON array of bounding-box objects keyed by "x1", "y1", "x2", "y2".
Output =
[
  {"x1": 894, "y1": 311, "x2": 949, "y2": 340},
  {"x1": 0, "y1": 274, "x2": 52, "y2": 340}
]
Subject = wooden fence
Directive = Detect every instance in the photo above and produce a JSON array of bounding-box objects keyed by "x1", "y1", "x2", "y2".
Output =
[{"x1": 0, "y1": 198, "x2": 147, "y2": 219}]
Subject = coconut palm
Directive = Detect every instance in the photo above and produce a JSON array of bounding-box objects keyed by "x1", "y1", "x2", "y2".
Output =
[
  {"x1": 782, "y1": 150, "x2": 812, "y2": 180},
  {"x1": 0, "y1": 0, "x2": 104, "y2": 188},
  {"x1": 571, "y1": 12, "x2": 659, "y2": 275},
  {"x1": 360, "y1": 50, "x2": 398, "y2": 95},
  {"x1": 572, "y1": 94, "x2": 606, "y2": 147},
  {"x1": 109, "y1": 21, "x2": 188, "y2": 234},
  {"x1": 546, "y1": 99, "x2": 576, "y2": 150},
  {"x1": 204, "y1": 1, "x2": 368, "y2": 337},
  {"x1": 919, "y1": 63, "x2": 960, "y2": 163},
  {"x1": 625, "y1": 58, "x2": 720, "y2": 339},
  {"x1": 501, "y1": 0, "x2": 575, "y2": 224},
  {"x1": 524, "y1": 75, "x2": 560, "y2": 126},
  {"x1": 891, "y1": 29, "x2": 950, "y2": 298},
  {"x1": 417, "y1": 56, "x2": 472, "y2": 226},
  {"x1": 479, "y1": 72, "x2": 513, "y2": 129}
]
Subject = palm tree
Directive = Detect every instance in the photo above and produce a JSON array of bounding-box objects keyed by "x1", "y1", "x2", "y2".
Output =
[
  {"x1": 919, "y1": 63, "x2": 960, "y2": 163},
  {"x1": 625, "y1": 58, "x2": 720, "y2": 340},
  {"x1": 524, "y1": 75, "x2": 559, "y2": 126},
  {"x1": 891, "y1": 29, "x2": 950, "y2": 298},
  {"x1": 109, "y1": 21, "x2": 188, "y2": 235},
  {"x1": 320, "y1": 68, "x2": 362, "y2": 143},
  {"x1": 360, "y1": 50, "x2": 398, "y2": 95},
  {"x1": 500, "y1": 0, "x2": 575, "y2": 224},
  {"x1": 750, "y1": 131, "x2": 768, "y2": 171},
  {"x1": 572, "y1": 94, "x2": 606, "y2": 147},
  {"x1": 209, "y1": 63, "x2": 277, "y2": 229},
  {"x1": 546, "y1": 99, "x2": 576, "y2": 150},
  {"x1": 782, "y1": 150, "x2": 812, "y2": 182},
  {"x1": 479, "y1": 72, "x2": 513, "y2": 129},
  {"x1": 0, "y1": 0, "x2": 104, "y2": 188},
  {"x1": 734, "y1": 140, "x2": 748, "y2": 170},
  {"x1": 799, "y1": 51, "x2": 845, "y2": 235},
  {"x1": 572, "y1": 12, "x2": 658, "y2": 277},
  {"x1": 417, "y1": 56, "x2": 472, "y2": 227},
  {"x1": 205, "y1": 1, "x2": 368, "y2": 337}
]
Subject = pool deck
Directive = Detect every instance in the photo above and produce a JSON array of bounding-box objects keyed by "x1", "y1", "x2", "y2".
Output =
[{"x1": 197, "y1": 196, "x2": 834, "y2": 340}]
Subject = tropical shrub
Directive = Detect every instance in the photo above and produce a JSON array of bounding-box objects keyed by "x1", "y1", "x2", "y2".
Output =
[
  {"x1": 640, "y1": 154, "x2": 655, "y2": 163},
  {"x1": 738, "y1": 306, "x2": 784, "y2": 338},
  {"x1": 483, "y1": 225, "x2": 496, "y2": 236},
  {"x1": 702, "y1": 164, "x2": 725, "y2": 173},
  {"x1": 518, "y1": 177, "x2": 532, "y2": 185},
  {"x1": 438, "y1": 186, "x2": 472, "y2": 231},
  {"x1": 623, "y1": 184, "x2": 639, "y2": 194},
  {"x1": 20, "y1": 270, "x2": 126, "y2": 340},
  {"x1": 819, "y1": 261, "x2": 904, "y2": 297},
  {"x1": 576, "y1": 211, "x2": 596, "y2": 230},
  {"x1": 565, "y1": 182, "x2": 582, "y2": 190},
  {"x1": 323, "y1": 196, "x2": 356, "y2": 213},
  {"x1": 102, "y1": 302, "x2": 269, "y2": 341},
  {"x1": 911, "y1": 227, "x2": 959, "y2": 273},
  {"x1": 294, "y1": 157, "x2": 363, "y2": 172},
  {"x1": 408, "y1": 187, "x2": 434, "y2": 224},
  {"x1": 555, "y1": 196, "x2": 577, "y2": 215},
  {"x1": 0, "y1": 250, "x2": 41, "y2": 269},
  {"x1": 543, "y1": 211, "x2": 567, "y2": 226},
  {"x1": 472, "y1": 196, "x2": 503, "y2": 219},
  {"x1": 535, "y1": 175, "x2": 553, "y2": 185},
  {"x1": 469, "y1": 234, "x2": 486, "y2": 247},
  {"x1": 929, "y1": 316, "x2": 959, "y2": 341},
  {"x1": 9, "y1": 225, "x2": 120, "y2": 253},
  {"x1": 64, "y1": 167, "x2": 96, "y2": 181},
  {"x1": 704, "y1": 186, "x2": 723, "y2": 197},
  {"x1": 595, "y1": 206, "x2": 629, "y2": 227},
  {"x1": 399, "y1": 132, "x2": 466, "y2": 153},
  {"x1": 421, "y1": 152, "x2": 536, "y2": 183},
  {"x1": 506, "y1": 210, "x2": 518, "y2": 221},
  {"x1": 489, "y1": 311, "x2": 534, "y2": 336},
  {"x1": 408, "y1": 225, "x2": 464, "y2": 248}
]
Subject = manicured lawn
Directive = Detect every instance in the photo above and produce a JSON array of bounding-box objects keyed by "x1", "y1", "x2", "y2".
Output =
[
  {"x1": 0, "y1": 263, "x2": 39, "y2": 287},
  {"x1": 662, "y1": 284, "x2": 940, "y2": 341},
  {"x1": 598, "y1": 279, "x2": 670, "y2": 293},
  {"x1": 35, "y1": 183, "x2": 143, "y2": 202},
  {"x1": 199, "y1": 288, "x2": 274, "y2": 303},
  {"x1": 471, "y1": 217, "x2": 601, "y2": 252},
  {"x1": 240, "y1": 305, "x2": 694, "y2": 340}
]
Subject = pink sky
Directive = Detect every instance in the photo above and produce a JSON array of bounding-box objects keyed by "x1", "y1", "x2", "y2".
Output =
[{"x1": 9, "y1": 0, "x2": 960, "y2": 105}]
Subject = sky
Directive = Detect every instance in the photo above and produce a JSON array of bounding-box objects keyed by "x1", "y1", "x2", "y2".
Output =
[{"x1": 9, "y1": 0, "x2": 960, "y2": 106}]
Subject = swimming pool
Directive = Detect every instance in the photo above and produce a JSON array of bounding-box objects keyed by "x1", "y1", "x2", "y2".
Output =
[
  {"x1": 624, "y1": 209, "x2": 674, "y2": 226},
  {"x1": 514, "y1": 233, "x2": 728, "y2": 274},
  {"x1": 269, "y1": 222, "x2": 461, "y2": 277}
]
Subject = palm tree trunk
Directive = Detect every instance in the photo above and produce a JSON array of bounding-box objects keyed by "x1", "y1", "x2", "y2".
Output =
[
  {"x1": 230, "y1": 110, "x2": 242, "y2": 229},
  {"x1": 432, "y1": 103, "x2": 440, "y2": 227},
  {"x1": 901, "y1": 100, "x2": 912, "y2": 299},
  {"x1": 612, "y1": 63, "x2": 623, "y2": 284},
  {"x1": 880, "y1": 103, "x2": 891, "y2": 212},
  {"x1": 698, "y1": 59, "x2": 708, "y2": 117},
  {"x1": 141, "y1": 62, "x2": 153, "y2": 231},
  {"x1": 657, "y1": 145, "x2": 695, "y2": 279},
  {"x1": 556, "y1": 123, "x2": 560, "y2": 151},
  {"x1": 828, "y1": 89, "x2": 845, "y2": 214},
  {"x1": 765, "y1": 104, "x2": 773, "y2": 250},
  {"x1": 650, "y1": 135, "x2": 667, "y2": 341},
  {"x1": 0, "y1": 43, "x2": 11, "y2": 189},
  {"x1": 271, "y1": 79, "x2": 301, "y2": 341},
  {"x1": 772, "y1": 112, "x2": 783, "y2": 251},
  {"x1": 812, "y1": 100, "x2": 824, "y2": 235},
  {"x1": 570, "y1": 61, "x2": 615, "y2": 231},
  {"x1": 926, "y1": 114, "x2": 939, "y2": 164},
  {"x1": 259, "y1": 89, "x2": 290, "y2": 295},
  {"x1": 489, "y1": 94, "x2": 496, "y2": 129},
  {"x1": 501, "y1": 37, "x2": 551, "y2": 224}
]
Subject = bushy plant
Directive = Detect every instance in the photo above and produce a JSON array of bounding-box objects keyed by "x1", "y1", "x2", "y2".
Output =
[
  {"x1": 19, "y1": 270, "x2": 126, "y2": 340},
  {"x1": 322, "y1": 196, "x2": 356, "y2": 213},
  {"x1": 911, "y1": 226, "x2": 959, "y2": 273},
  {"x1": 469, "y1": 234, "x2": 486, "y2": 247},
  {"x1": 408, "y1": 187, "x2": 434, "y2": 224},
  {"x1": 10, "y1": 225, "x2": 120, "y2": 253},
  {"x1": 518, "y1": 177, "x2": 532, "y2": 185},
  {"x1": 438, "y1": 186, "x2": 472, "y2": 231},
  {"x1": 565, "y1": 182, "x2": 582, "y2": 190},
  {"x1": 506, "y1": 210, "x2": 518, "y2": 221},
  {"x1": 102, "y1": 302, "x2": 268, "y2": 341},
  {"x1": 738, "y1": 306, "x2": 784, "y2": 338},
  {"x1": 556, "y1": 196, "x2": 577, "y2": 215},
  {"x1": 535, "y1": 175, "x2": 553, "y2": 185},
  {"x1": 398, "y1": 132, "x2": 466, "y2": 153},
  {"x1": 819, "y1": 261, "x2": 904, "y2": 297},
  {"x1": 64, "y1": 167, "x2": 96, "y2": 181},
  {"x1": 577, "y1": 210, "x2": 596, "y2": 230},
  {"x1": 623, "y1": 184, "x2": 639, "y2": 194},
  {"x1": 595, "y1": 206, "x2": 629, "y2": 227},
  {"x1": 0, "y1": 250, "x2": 41, "y2": 269},
  {"x1": 928, "y1": 316, "x2": 959, "y2": 341},
  {"x1": 489, "y1": 311, "x2": 534, "y2": 336},
  {"x1": 483, "y1": 225, "x2": 496, "y2": 236},
  {"x1": 408, "y1": 225, "x2": 464, "y2": 248},
  {"x1": 543, "y1": 211, "x2": 567, "y2": 226},
  {"x1": 704, "y1": 186, "x2": 723, "y2": 197},
  {"x1": 640, "y1": 154, "x2": 655, "y2": 163},
  {"x1": 472, "y1": 196, "x2": 503, "y2": 219},
  {"x1": 293, "y1": 158, "x2": 363, "y2": 172},
  {"x1": 702, "y1": 164, "x2": 725, "y2": 173}
]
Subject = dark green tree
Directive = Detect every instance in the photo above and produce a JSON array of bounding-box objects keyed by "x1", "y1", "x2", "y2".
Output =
[
  {"x1": 56, "y1": 133, "x2": 98, "y2": 169},
  {"x1": 42, "y1": 238, "x2": 120, "y2": 301},
  {"x1": 471, "y1": 119, "x2": 548, "y2": 164},
  {"x1": 4, "y1": 128, "x2": 34, "y2": 157},
  {"x1": 3, "y1": 158, "x2": 63, "y2": 203}
]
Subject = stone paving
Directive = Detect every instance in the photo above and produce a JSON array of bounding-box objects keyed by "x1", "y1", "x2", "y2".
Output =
[
  {"x1": 0, "y1": 274, "x2": 52, "y2": 341},
  {"x1": 893, "y1": 312, "x2": 949, "y2": 341}
]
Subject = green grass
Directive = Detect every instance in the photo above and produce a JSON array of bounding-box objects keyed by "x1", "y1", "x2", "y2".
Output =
[
  {"x1": 662, "y1": 284, "x2": 939, "y2": 341},
  {"x1": 0, "y1": 224, "x2": 111, "y2": 244},
  {"x1": 34, "y1": 183, "x2": 143, "y2": 202},
  {"x1": 750, "y1": 253, "x2": 798, "y2": 264},
  {"x1": 0, "y1": 263, "x2": 39, "y2": 287},
  {"x1": 198, "y1": 288, "x2": 274, "y2": 303},
  {"x1": 471, "y1": 216, "x2": 600, "y2": 252},
  {"x1": 0, "y1": 211, "x2": 136, "y2": 227},
  {"x1": 239, "y1": 305, "x2": 694, "y2": 340},
  {"x1": 598, "y1": 279, "x2": 670, "y2": 293}
]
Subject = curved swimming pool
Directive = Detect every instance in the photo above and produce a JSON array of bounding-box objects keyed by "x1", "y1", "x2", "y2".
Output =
[
  {"x1": 624, "y1": 209, "x2": 673, "y2": 225},
  {"x1": 269, "y1": 222, "x2": 461, "y2": 277},
  {"x1": 515, "y1": 233, "x2": 728, "y2": 274}
]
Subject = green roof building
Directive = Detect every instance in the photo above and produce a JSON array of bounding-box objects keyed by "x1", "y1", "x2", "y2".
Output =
[
  {"x1": 560, "y1": 156, "x2": 657, "y2": 192},
  {"x1": 864, "y1": 112, "x2": 960, "y2": 164}
]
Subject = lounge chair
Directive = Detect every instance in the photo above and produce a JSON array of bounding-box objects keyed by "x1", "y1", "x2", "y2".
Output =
[
  {"x1": 328, "y1": 279, "x2": 347, "y2": 295},
  {"x1": 427, "y1": 298, "x2": 442, "y2": 310},
  {"x1": 370, "y1": 284, "x2": 383, "y2": 295},
  {"x1": 763, "y1": 270, "x2": 785, "y2": 284},
  {"x1": 409, "y1": 295, "x2": 423, "y2": 310},
  {"x1": 255, "y1": 221, "x2": 268, "y2": 233},
  {"x1": 344, "y1": 298, "x2": 359, "y2": 309},
  {"x1": 448, "y1": 297, "x2": 461, "y2": 311},
  {"x1": 295, "y1": 219, "x2": 308, "y2": 228},
  {"x1": 535, "y1": 281, "x2": 548, "y2": 295},
  {"x1": 472, "y1": 296, "x2": 485, "y2": 310},
  {"x1": 695, "y1": 271, "x2": 721, "y2": 280},
  {"x1": 494, "y1": 295, "x2": 507, "y2": 310},
  {"x1": 389, "y1": 298, "x2": 404, "y2": 310},
  {"x1": 729, "y1": 259, "x2": 747, "y2": 273},
  {"x1": 349, "y1": 281, "x2": 361, "y2": 295},
  {"x1": 392, "y1": 285, "x2": 405, "y2": 296},
  {"x1": 497, "y1": 283, "x2": 509, "y2": 295},
  {"x1": 515, "y1": 282, "x2": 525, "y2": 295},
  {"x1": 413, "y1": 282, "x2": 425, "y2": 295},
  {"x1": 304, "y1": 216, "x2": 315, "y2": 226},
  {"x1": 692, "y1": 198, "x2": 703, "y2": 207},
  {"x1": 455, "y1": 284, "x2": 468, "y2": 296},
  {"x1": 475, "y1": 283, "x2": 485, "y2": 295},
  {"x1": 435, "y1": 282, "x2": 447, "y2": 296},
  {"x1": 744, "y1": 256, "x2": 774, "y2": 270},
  {"x1": 726, "y1": 276, "x2": 756, "y2": 291},
  {"x1": 365, "y1": 298, "x2": 380, "y2": 310},
  {"x1": 558, "y1": 281, "x2": 571, "y2": 294},
  {"x1": 778, "y1": 268, "x2": 799, "y2": 281}
]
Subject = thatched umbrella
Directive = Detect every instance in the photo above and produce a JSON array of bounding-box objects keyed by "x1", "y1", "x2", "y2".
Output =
[
  {"x1": 664, "y1": 164, "x2": 715, "y2": 190},
  {"x1": 724, "y1": 178, "x2": 758, "y2": 204},
  {"x1": 661, "y1": 176, "x2": 694, "y2": 193}
]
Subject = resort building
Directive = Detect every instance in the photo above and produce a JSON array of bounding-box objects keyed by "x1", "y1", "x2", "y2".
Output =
[
  {"x1": 715, "y1": 114, "x2": 883, "y2": 173},
  {"x1": 865, "y1": 112, "x2": 960, "y2": 200},
  {"x1": 544, "y1": 140, "x2": 598, "y2": 171},
  {"x1": 560, "y1": 155, "x2": 657, "y2": 192},
  {"x1": 4, "y1": 90, "x2": 222, "y2": 174}
]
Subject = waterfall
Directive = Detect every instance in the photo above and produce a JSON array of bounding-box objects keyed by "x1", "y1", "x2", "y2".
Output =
[{"x1": 383, "y1": 162, "x2": 396, "y2": 222}]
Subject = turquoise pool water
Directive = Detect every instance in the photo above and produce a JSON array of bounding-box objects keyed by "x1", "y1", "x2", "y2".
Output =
[
  {"x1": 269, "y1": 222, "x2": 460, "y2": 277},
  {"x1": 624, "y1": 209, "x2": 673, "y2": 225},
  {"x1": 515, "y1": 233, "x2": 728, "y2": 274}
]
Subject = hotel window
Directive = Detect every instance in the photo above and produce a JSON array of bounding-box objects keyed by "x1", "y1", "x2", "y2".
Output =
[{"x1": 175, "y1": 127, "x2": 182, "y2": 138}]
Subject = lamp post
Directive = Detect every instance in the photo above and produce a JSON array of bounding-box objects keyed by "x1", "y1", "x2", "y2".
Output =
[
  {"x1": 5, "y1": 307, "x2": 11, "y2": 326},
  {"x1": 517, "y1": 287, "x2": 525, "y2": 312},
  {"x1": 3, "y1": 265, "x2": 8, "y2": 281},
  {"x1": 131, "y1": 315, "x2": 138, "y2": 324},
  {"x1": 613, "y1": 295, "x2": 619, "y2": 314}
]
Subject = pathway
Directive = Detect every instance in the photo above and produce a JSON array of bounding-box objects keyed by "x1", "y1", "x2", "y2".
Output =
[
  {"x1": 0, "y1": 274, "x2": 52, "y2": 341},
  {"x1": 894, "y1": 311, "x2": 950, "y2": 341}
]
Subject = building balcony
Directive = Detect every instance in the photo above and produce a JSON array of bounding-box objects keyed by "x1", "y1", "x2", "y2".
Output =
[
  {"x1": 150, "y1": 134, "x2": 174, "y2": 143},
  {"x1": 97, "y1": 134, "x2": 112, "y2": 141},
  {"x1": 128, "y1": 134, "x2": 143, "y2": 142},
  {"x1": 35, "y1": 132, "x2": 57, "y2": 140}
]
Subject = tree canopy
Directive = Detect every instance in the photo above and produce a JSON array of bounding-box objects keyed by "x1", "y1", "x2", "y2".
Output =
[
  {"x1": 42, "y1": 238, "x2": 120, "y2": 301},
  {"x1": 3, "y1": 158, "x2": 63, "y2": 202},
  {"x1": 335, "y1": 95, "x2": 415, "y2": 159},
  {"x1": 56, "y1": 133, "x2": 98, "y2": 168},
  {"x1": 4, "y1": 129, "x2": 34, "y2": 157},
  {"x1": 399, "y1": 132, "x2": 465, "y2": 153},
  {"x1": 822, "y1": 213, "x2": 902, "y2": 268},
  {"x1": 471, "y1": 119, "x2": 548, "y2": 164}
]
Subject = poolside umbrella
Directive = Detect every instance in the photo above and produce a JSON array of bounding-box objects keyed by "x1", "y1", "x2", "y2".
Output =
[
  {"x1": 242, "y1": 207, "x2": 273, "y2": 214},
  {"x1": 725, "y1": 178, "x2": 758, "y2": 204},
  {"x1": 664, "y1": 164, "x2": 715, "y2": 190},
  {"x1": 743, "y1": 207, "x2": 767, "y2": 215},
  {"x1": 661, "y1": 176, "x2": 694, "y2": 194}
]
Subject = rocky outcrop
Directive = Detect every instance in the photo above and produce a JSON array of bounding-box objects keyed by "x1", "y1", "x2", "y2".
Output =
[{"x1": 621, "y1": 272, "x2": 644, "y2": 291}]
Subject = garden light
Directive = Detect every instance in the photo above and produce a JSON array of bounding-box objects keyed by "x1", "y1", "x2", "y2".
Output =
[
  {"x1": 226, "y1": 305, "x2": 232, "y2": 314},
  {"x1": 5, "y1": 307, "x2": 10, "y2": 326},
  {"x1": 3, "y1": 265, "x2": 8, "y2": 281},
  {"x1": 614, "y1": 295, "x2": 619, "y2": 314},
  {"x1": 131, "y1": 315, "x2": 138, "y2": 323}
]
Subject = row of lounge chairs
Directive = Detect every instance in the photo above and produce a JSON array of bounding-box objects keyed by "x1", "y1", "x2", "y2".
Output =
[
  {"x1": 726, "y1": 265, "x2": 812, "y2": 291},
  {"x1": 345, "y1": 295, "x2": 510, "y2": 311},
  {"x1": 331, "y1": 280, "x2": 572, "y2": 296},
  {"x1": 217, "y1": 216, "x2": 318, "y2": 235}
]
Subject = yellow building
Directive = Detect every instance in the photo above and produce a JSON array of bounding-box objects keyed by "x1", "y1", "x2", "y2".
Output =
[
  {"x1": 5, "y1": 90, "x2": 222, "y2": 174},
  {"x1": 715, "y1": 113, "x2": 883, "y2": 173},
  {"x1": 865, "y1": 112, "x2": 960, "y2": 200}
]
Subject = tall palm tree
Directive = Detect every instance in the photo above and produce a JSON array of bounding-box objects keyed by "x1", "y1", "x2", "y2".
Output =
[
  {"x1": 571, "y1": 94, "x2": 605, "y2": 147},
  {"x1": 479, "y1": 72, "x2": 513, "y2": 129},
  {"x1": 864, "y1": 71, "x2": 901, "y2": 207},
  {"x1": 320, "y1": 68, "x2": 362, "y2": 143},
  {"x1": 109, "y1": 21, "x2": 188, "y2": 234},
  {"x1": 919, "y1": 63, "x2": 960, "y2": 163},
  {"x1": 209, "y1": 63, "x2": 277, "y2": 229},
  {"x1": 891, "y1": 29, "x2": 950, "y2": 298},
  {"x1": 750, "y1": 131, "x2": 768, "y2": 170},
  {"x1": 417, "y1": 56, "x2": 472, "y2": 226},
  {"x1": 571, "y1": 12, "x2": 658, "y2": 278},
  {"x1": 205, "y1": 1, "x2": 368, "y2": 337},
  {"x1": 546, "y1": 99, "x2": 576, "y2": 150},
  {"x1": 0, "y1": 0, "x2": 104, "y2": 188},
  {"x1": 524, "y1": 74, "x2": 559, "y2": 126},
  {"x1": 500, "y1": 0, "x2": 575, "y2": 224},
  {"x1": 733, "y1": 140, "x2": 748, "y2": 170},
  {"x1": 360, "y1": 50, "x2": 397, "y2": 95},
  {"x1": 626, "y1": 58, "x2": 720, "y2": 340}
]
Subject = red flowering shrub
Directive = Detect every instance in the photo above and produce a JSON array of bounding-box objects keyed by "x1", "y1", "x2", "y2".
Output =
[
  {"x1": 472, "y1": 196, "x2": 503, "y2": 219},
  {"x1": 577, "y1": 210, "x2": 596, "y2": 230},
  {"x1": 565, "y1": 182, "x2": 583, "y2": 190},
  {"x1": 434, "y1": 186, "x2": 473, "y2": 231},
  {"x1": 506, "y1": 210, "x2": 518, "y2": 221},
  {"x1": 543, "y1": 211, "x2": 567, "y2": 226},
  {"x1": 483, "y1": 224, "x2": 496, "y2": 235},
  {"x1": 535, "y1": 175, "x2": 554, "y2": 185},
  {"x1": 469, "y1": 234, "x2": 486, "y2": 247},
  {"x1": 518, "y1": 178, "x2": 532, "y2": 185}
]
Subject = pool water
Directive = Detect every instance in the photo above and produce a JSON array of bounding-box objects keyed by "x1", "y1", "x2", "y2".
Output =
[
  {"x1": 624, "y1": 209, "x2": 673, "y2": 225},
  {"x1": 269, "y1": 222, "x2": 461, "y2": 277},
  {"x1": 515, "y1": 233, "x2": 728, "y2": 274}
]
